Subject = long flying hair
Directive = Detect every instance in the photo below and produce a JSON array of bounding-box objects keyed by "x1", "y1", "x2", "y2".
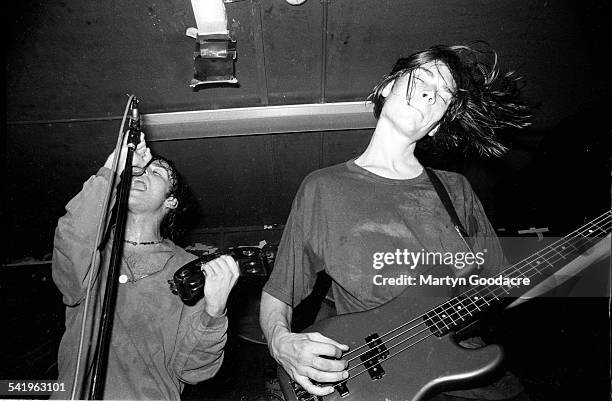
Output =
[{"x1": 369, "y1": 43, "x2": 531, "y2": 156}]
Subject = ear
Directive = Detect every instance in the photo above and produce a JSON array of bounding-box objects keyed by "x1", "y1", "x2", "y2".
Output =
[
  {"x1": 164, "y1": 196, "x2": 178, "y2": 210},
  {"x1": 381, "y1": 79, "x2": 396, "y2": 98}
]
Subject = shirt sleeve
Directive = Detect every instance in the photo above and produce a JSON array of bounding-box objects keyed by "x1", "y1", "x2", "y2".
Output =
[
  {"x1": 171, "y1": 309, "x2": 228, "y2": 385},
  {"x1": 263, "y1": 179, "x2": 321, "y2": 307},
  {"x1": 51, "y1": 167, "x2": 116, "y2": 306}
]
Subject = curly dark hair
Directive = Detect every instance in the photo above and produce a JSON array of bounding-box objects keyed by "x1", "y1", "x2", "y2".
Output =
[{"x1": 369, "y1": 43, "x2": 531, "y2": 156}]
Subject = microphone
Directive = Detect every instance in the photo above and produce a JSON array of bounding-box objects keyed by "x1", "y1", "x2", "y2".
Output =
[{"x1": 127, "y1": 97, "x2": 141, "y2": 148}]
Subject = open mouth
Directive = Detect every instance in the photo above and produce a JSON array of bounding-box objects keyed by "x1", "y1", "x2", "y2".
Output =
[{"x1": 131, "y1": 177, "x2": 147, "y2": 191}]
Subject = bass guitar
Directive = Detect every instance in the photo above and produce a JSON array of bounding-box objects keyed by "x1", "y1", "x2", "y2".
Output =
[{"x1": 277, "y1": 210, "x2": 611, "y2": 401}]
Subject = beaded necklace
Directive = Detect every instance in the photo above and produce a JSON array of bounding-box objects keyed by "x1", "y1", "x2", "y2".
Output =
[{"x1": 124, "y1": 239, "x2": 163, "y2": 246}]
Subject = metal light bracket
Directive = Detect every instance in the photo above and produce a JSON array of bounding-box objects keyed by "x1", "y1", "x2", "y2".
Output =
[
  {"x1": 190, "y1": 33, "x2": 237, "y2": 87},
  {"x1": 186, "y1": 0, "x2": 238, "y2": 87}
]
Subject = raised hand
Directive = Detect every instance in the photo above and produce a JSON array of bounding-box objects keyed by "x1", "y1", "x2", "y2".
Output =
[{"x1": 104, "y1": 132, "x2": 151, "y2": 175}]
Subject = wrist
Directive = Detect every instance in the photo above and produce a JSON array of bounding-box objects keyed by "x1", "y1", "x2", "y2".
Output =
[
  {"x1": 270, "y1": 325, "x2": 292, "y2": 359},
  {"x1": 201, "y1": 308, "x2": 227, "y2": 328},
  {"x1": 205, "y1": 304, "x2": 226, "y2": 318}
]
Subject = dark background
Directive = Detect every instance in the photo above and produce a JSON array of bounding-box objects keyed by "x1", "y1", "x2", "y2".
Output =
[
  {"x1": 2, "y1": 0, "x2": 611, "y2": 400},
  {"x1": 4, "y1": 0, "x2": 611, "y2": 260}
]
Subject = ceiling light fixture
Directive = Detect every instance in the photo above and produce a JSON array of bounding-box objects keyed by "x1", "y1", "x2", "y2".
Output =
[{"x1": 186, "y1": 0, "x2": 238, "y2": 88}]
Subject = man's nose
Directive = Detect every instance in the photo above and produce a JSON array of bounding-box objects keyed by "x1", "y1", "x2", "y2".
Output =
[{"x1": 421, "y1": 90, "x2": 436, "y2": 105}]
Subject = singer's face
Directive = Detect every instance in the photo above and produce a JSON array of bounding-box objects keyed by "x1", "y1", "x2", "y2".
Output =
[{"x1": 129, "y1": 160, "x2": 176, "y2": 214}]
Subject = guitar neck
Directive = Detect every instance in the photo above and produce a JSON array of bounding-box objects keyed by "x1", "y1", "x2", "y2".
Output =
[{"x1": 424, "y1": 210, "x2": 611, "y2": 337}]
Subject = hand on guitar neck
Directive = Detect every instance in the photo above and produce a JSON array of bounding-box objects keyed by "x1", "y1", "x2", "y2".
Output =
[{"x1": 260, "y1": 291, "x2": 350, "y2": 397}]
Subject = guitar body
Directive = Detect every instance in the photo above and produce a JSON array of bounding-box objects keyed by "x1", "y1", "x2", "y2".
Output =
[{"x1": 278, "y1": 287, "x2": 503, "y2": 401}]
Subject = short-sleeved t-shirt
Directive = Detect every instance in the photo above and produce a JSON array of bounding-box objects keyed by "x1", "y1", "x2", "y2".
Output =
[{"x1": 263, "y1": 159, "x2": 506, "y2": 315}]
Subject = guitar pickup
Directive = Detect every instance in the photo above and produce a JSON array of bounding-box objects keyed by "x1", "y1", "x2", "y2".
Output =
[{"x1": 360, "y1": 333, "x2": 388, "y2": 380}]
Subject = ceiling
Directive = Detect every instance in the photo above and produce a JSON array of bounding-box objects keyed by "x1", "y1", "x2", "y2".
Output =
[{"x1": 4, "y1": 0, "x2": 611, "y2": 261}]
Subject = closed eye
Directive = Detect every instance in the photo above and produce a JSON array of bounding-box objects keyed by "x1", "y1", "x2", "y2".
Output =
[{"x1": 151, "y1": 169, "x2": 167, "y2": 178}]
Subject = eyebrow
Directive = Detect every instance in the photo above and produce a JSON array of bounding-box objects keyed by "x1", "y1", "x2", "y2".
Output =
[
  {"x1": 149, "y1": 161, "x2": 171, "y2": 177},
  {"x1": 418, "y1": 66, "x2": 455, "y2": 91},
  {"x1": 420, "y1": 68, "x2": 435, "y2": 77}
]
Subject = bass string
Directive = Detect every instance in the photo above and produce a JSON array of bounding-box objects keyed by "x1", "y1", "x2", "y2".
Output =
[
  {"x1": 345, "y1": 325, "x2": 431, "y2": 370},
  {"x1": 347, "y1": 221, "x2": 610, "y2": 376},
  {"x1": 333, "y1": 212, "x2": 611, "y2": 384},
  {"x1": 491, "y1": 212, "x2": 611, "y2": 286},
  {"x1": 482, "y1": 212, "x2": 610, "y2": 289},
  {"x1": 456, "y1": 212, "x2": 612, "y2": 316},
  {"x1": 342, "y1": 313, "x2": 426, "y2": 359},
  {"x1": 337, "y1": 248, "x2": 592, "y2": 388},
  {"x1": 336, "y1": 331, "x2": 437, "y2": 388},
  {"x1": 343, "y1": 212, "x2": 610, "y2": 365},
  {"x1": 425, "y1": 212, "x2": 610, "y2": 330},
  {"x1": 339, "y1": 226, "x2": 608, "y2": 387}
]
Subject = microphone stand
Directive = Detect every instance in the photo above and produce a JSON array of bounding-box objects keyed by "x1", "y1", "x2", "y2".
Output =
[{"x1": 87, "y1": 98, "x2": 141, "y2": 400}]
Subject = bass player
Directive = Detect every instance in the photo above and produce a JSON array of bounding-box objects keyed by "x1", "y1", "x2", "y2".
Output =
[{"x1": 260, "y1": 43, "x2": 531, "y2": 401}]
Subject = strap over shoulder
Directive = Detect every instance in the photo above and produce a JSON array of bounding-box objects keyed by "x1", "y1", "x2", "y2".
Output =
[{"x1": 424, "y1": 167, "x2": 471, "y2": 246}]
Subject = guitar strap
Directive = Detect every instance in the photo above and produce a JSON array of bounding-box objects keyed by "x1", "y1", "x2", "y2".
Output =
[{"x1": 424, "y1": 167, "x2": 473, "y2": 249}]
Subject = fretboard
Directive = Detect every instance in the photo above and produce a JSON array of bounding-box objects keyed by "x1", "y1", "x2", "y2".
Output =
[{"x1": 424, "y1": 210, "x2": 611, "y2": 337}]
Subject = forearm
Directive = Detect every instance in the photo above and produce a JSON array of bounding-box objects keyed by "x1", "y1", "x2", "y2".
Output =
[
  {"x1": 260, "y1": 291, "x2": 293, "y2": 357},
  {"x1": 52, "y1": 168, "x2": 115, "y2": 305},
  {"x1": 174, "y1": 255, "x2": 238, "y2": 384},
  {"x1": 173, "y1": 311, "x2": 228, "y2": 384}
]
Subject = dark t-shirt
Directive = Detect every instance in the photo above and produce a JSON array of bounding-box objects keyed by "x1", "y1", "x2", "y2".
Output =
[{"x1": 264, "y1": 159, "x2": 506, "y2": 315}]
